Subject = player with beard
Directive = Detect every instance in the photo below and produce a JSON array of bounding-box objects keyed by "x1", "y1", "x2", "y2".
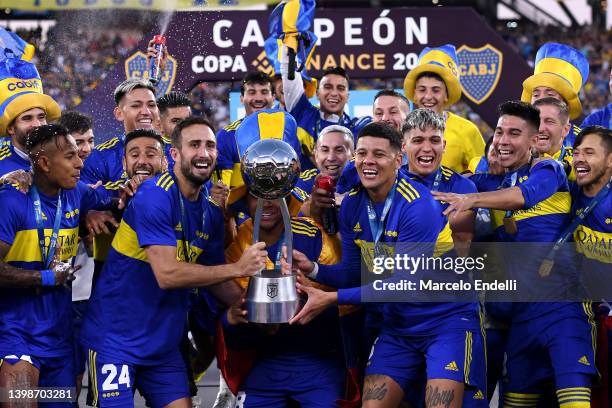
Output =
[
  {"x1": 434, "y1": 101, "x2": 597, "y2": 408},
  {"x1": 80, "y1": 79, "x2": 159, "y2": 185},
  {"x1": 0, "y1": 85, "x2": 60, "y2": 177},
  {"x1": 81, "y1": 117, "x2": 267, "y2": 408},
  {"x1": 570, "y1": 127, "x2": 611, "y2": 404},
  {"x1": 0, "y1": 125, "x2": 113, "y2": 405},
  {"x1": 290, "y1": 122, "x2": 484, "y2": 408},
  {"x1": 571, "y1": 126, "x2": 612, "y2": 296},
  {"x1": 86, "y1": 128, "x2": 168, "y2": 274}
]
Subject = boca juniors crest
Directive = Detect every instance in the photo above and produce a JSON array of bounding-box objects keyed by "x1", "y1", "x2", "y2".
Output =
[
  {"x1": 124, "y1": 51, "x2": 177, "y2": 96},
  {"x1": 457, "y1": 44, "x2": 503, "y2": 105}
]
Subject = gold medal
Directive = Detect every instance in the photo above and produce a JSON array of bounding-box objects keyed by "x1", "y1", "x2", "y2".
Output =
[{"x1": 539, "y1": 258, "x2": 554, "y2": 277}]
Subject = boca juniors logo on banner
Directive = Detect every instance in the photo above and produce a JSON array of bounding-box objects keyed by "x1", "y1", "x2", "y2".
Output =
[
  {"x1": 124, "y1": 51, "x2": 177, "y2": 96},
  {"x1": 457, "y1": 44, "x2": 503, "y2": 105}
]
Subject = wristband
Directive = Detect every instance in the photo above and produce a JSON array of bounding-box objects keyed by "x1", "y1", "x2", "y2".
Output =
[
  {"x1": 41, "y1": 269, "x2": 55, "y2": 286},
  {"x1": 308, "y1": 262, "x2": 319, "y2": 279}
]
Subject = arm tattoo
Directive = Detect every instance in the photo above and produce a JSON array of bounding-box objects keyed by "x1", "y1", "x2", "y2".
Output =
[
  {"x1": 425, "y1": 385, "x2": 455, "y2": 408},
  {"x1": 363, "y1": 376, "x2": 389, "y2": 401}
]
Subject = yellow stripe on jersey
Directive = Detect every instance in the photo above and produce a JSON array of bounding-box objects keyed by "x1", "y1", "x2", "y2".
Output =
[
  {"x1": 96, "y1": 137, "x2": 119, "y2": 151},
  {"x1": 230, "y1": 162, "x2": 245, "y2": 189},
  {"x1": 258, "y1": 111, "x2": 286, "y2": 141},
  {"x1": 291, "y1": 224, "x2": 317, "y2": 237},
  {"x1": 300, "y1": 168, "x2": 318, "y2": 181},
  {"x1": 510, "y1": 191, "x2": 571, "y2": 222},
  {"x1": 434, "y1": 221, "x2": 454, "y2": 257},
  {"x1": 348, "y1": 186, "x2": 361, "y2": 196},
  {"x1": 224, "y1": 119, "x2": 242, "y2": 131},
  {"x1": 103, "y1": 180, "x2": 124, "y2": 191},
  {"x1": 399, "y1": 179, "x2": 421, "y2": 199},
  {"x1": 297, "y1": 127, "x2": 315, "y2": 158},
  {"x1": 111, "y1": 220, "x2": 204, "y2": 263},
  {"x1": 573, "y1": 225, "x2": 612, "y2": 263},
  {"x1": 111, "y1": 221, "x2": 147, "y2": 262},
  {"x1": 395, "y1": 187, "x2": 413, "y2": 203},
  {"x1": 441, "y1": 165, "x2": 454, "y2": 179},
  {"x1": 156, "y1": 173, "x2": 172, "y2": 188},
  {"x1": 291, "y1": 219, "x2": 318, "y2": 234},
  {"x1": 292, "y1": 187, "x2": 309, "y2": 203},
  {"x1": 160, "y1": 176, "x2": 175, "y2": 191},
  {"x1": 4, "y1": 227, "x2": 79, "y2": 263},
  {"x1": 162, "y1": 135, "x2": 172, "y2": 145}
]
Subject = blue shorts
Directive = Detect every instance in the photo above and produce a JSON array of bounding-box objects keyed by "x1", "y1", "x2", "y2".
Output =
[
  {"x1": 365, "y1": 330, "x2": 487, "y2": 407},
  {"x1": 504, "y1": 303, "x2": 598, "y2": 392},
  {"x1": 1, "y1": 353, "x2": 75, "y2": 408},
  {"x1": 87, "y1": 349, "x2": 189, "y2": 408},
  {"x1": 235, "y1": 356, "x2": 345, "y2": 408}
]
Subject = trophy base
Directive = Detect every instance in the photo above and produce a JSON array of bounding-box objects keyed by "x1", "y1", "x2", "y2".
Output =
[{"x1": 245, "y1": 270, "x2": 300, "y2": 324}]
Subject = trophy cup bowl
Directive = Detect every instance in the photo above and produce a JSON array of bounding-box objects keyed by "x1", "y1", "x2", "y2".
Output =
[{"x1": 241, "y1": 139, "x2": 301, "y2": 323}]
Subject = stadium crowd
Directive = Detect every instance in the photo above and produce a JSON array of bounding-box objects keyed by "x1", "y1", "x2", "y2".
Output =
[
  {"x1": 0, "y1": 3, "x2": 610, "y2": 408},
  {"x1": 8, "y1": 13, "x2": 610, "y2": 134}
]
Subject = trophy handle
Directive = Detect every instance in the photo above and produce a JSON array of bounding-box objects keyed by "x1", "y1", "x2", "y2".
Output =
[
  {"x1": 279, "y1": 198, "x2": 293, "y2": 266},
  {"x1": 253, "y1": 198, "x2": 264, "y2": 245}
]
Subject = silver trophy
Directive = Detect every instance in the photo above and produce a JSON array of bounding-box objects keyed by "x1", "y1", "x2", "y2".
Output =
[{"x1": 241, "y1": 139, "x2": 301, "y2": 323}]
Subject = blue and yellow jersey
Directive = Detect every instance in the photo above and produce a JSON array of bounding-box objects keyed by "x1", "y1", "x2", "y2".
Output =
[
  {"x1": 318, "y1": 172, "x2": 478, "y2": 336},
  {"x1": 472, "y1": 160, "x2": 571, "y2": 243},
  {"x1": 442, "y1": 112, "x2": 485, "y2": 174},
  {"x1": 290, "y1": 93, "x2": 371, "y2": 171},
  {"x1": 572, "y1": 186, "x2": 611, "y2": 279},
  {"x1": 224, "y1": 217, "x2": 343, "y2": 359},
  {"x1": 290, "y1": 167, "x2": 355, "y2": 216},
  {"x1": 90, "y1": 178, "x2": 128, "y2": 263},
  {"x1": 80, "y1": 171, "x2": 225, "y2": 364},
  {"x1": 563, "y1": 121, "x2": 581, "y2": 149},
  {"x1": 543, "y1": 146, "x2": 575, "y2": 181},
  {"x1": 471, "y1": 160, "x2": 575, "y2": 321},
  {"x1": 467, "y1": 155, "x2": 488, "y2": 174},
  {"x1": 0, "y1": 182, "x2": 111, "y2": 358},
  {"x1": 0, "y1": 137, "x2": 10, "y2": 146},
  {"x1": 291, "y1": 168, "x2": 319, "y2": 205},
  {"x1": 404, "y1": 165, "x2": 478, "y2": 212},
  {"x1": 216, "y1": 119, "x2": 243, "y2": 191},
  {"x1": 0, "y1": 141, "x2": 30, "y2": 176},
  {"x1": 81, "y1": 136, "x2": 125, "y2": 184}
]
